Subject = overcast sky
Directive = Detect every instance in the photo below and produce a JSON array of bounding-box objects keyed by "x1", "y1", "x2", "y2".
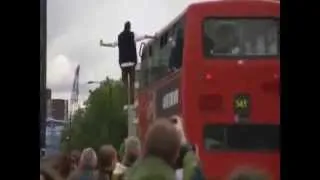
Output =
[{"x1": 47, "y1": 0, "x2": 206, "y2": 104}]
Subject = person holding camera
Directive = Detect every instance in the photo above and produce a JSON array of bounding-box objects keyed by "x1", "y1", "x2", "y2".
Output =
[
  {"x1": 169, "y1": 116, "x2": 206, "y2": 180},
  {"x1": 125, "y1": 120, "x2": 181, "y2": 180}
]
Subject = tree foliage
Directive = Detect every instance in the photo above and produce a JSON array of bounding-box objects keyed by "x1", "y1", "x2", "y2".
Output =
[{"x1": 61, "y1": 78, "x2": 128, "y2": 152}]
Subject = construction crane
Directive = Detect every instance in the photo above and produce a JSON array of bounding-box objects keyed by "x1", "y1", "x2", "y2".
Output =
[{"x1": 69, "y1": 65, "x2": 80, "y2": 125}]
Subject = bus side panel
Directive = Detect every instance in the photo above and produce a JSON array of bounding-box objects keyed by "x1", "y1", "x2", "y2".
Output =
[
  {"x1": 138, "y1": 73, "x2": 182, "y2": 142},
  {"x1": 181, "y1": 6, "x2": 204, "y2": 156},
  {"x1": 182, "y1": 2, "x2": 279, "y2": 180},
  {"x1": 138, "y1": 90, "x2": 150, "y2": 144}
]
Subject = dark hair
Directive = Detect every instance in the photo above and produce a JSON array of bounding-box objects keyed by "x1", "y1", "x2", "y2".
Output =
[
  {"x1": 57, "y1": 153, "x2": 72, "y2": 178},
  {"x1": 124, "y1": 21, "x2": 131, "y2": 31},
  {"x1": 144, "y1": 119, "x2": 181, "y2": 166},
  {"x1": 122, "y1": 137, "x2": 141, "y2": 167},
  {"x1": 71, "y1": 150, "x2": 81, "y2": 165},
  {"x1": 98, "y1": 145, "x2": 117, "y2": 171},
  {"x1": 40, "y1": 168, "x2": 58, "y2": 180}
]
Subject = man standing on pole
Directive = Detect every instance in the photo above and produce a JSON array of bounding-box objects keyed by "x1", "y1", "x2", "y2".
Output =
[{"x1": 100, "y1": 21, "x2": 156, "y2": 104}]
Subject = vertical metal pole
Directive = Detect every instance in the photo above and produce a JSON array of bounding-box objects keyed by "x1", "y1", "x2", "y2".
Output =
[
  {"x1": 127, "y1": 73, "x2": 132, "y2": 136},
  {"x1": 40, "y1": 0, "x2": 47, "y2": 156},
  {"x1": 127, "y1": 72, "x2": 136, "y2": 137},
  {"x1": 109, "y1": 82, "x2": 112, "y2": 108}
]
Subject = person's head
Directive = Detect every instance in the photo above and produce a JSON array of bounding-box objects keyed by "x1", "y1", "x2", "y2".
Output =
[
  {"x1": 55, "y1": 153, "x2": 72, "y2": 178},
  {"x1": 169, "y1": 115, "x2": 187, "y2": 144},
  {"x1": 79, "y1": 148, "x2": 97, "y2": 170},
  {"x1": 123, "y1": 136, "x2": 141, "y2": 166},
  {"x1": 215, "y1": 23, "x2": 238, "y2": 49},
  {"x1": 144, "y1": 119, "x2": 181, "y2": 166},
  {"x1": 229, "y1": 168, "x2": 270, "y2": 180},
  {"x1": 47, "y1": 154, "x2": 62, "y2": 171},
  {"x1": 98, "y1": 145, "x2": 117, "y2": 171},
  {"x1": 125, "y1": 136, "x2": 141, "y2": 156},
  {"x1": 70, "y1": 149, "x2": 81, "y2": 166},
  {"x1": 40, "y1": 167, "x2": 61, "y2": 180},
  {"x1": 40, "y1": 171, "x2": 54, "y2": 180},
  {"x1": 124, "y1": 21, "x2": 131, "y2": 31}
]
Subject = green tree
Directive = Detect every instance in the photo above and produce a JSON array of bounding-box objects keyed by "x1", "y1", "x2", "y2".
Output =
[{"x1": 61, "y1": 78, "x2": 128, "y2": 152}]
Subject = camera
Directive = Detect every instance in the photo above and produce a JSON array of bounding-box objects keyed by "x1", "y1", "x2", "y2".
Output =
[{"x1": 175, "y1": 143, "x2": 196, "y2": 169}]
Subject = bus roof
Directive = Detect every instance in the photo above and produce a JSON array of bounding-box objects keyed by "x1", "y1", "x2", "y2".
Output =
[
  {"x1": 144, "y1": 0, "x2": 278, "y2": 47},
  {"x1": 188, "y1": 0, "x2": 279, "y2": 10},
  {"x1": 144, "y1": 7, "x2": 187, "y2": 46}
]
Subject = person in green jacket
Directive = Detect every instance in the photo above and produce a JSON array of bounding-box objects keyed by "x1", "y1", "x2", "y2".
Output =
[
  {"x1": 122, "y1": 136, "x2": 141, "y2": 167},
  {"x1": 182, "y1": 149, "x2": 205, "y2": 180},
  {"x1": 125, "y1": 119, "x2": 181, "y2": 180},
  {"x1": 113, "y1": 136, "x2": 141, "y2": 180},
  {"x1": 169, "y1": 116, "x2": 206, "y2": 180}
]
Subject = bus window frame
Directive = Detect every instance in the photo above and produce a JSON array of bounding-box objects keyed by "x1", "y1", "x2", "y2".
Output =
[
  {"x1": 203, "y1": 123, "x2": 279, "y2": 153},
  {"x1": 148, "y1": 45, "x2": 153, "y2": 57},
  {"x1": 140, "y1": 45, "x2": 150, "y2": 89},
  {"x1": 201, "y1": 17, "x2": 280, "y2": 60},
  {"x1": 139, "y1": 17, "x2": 186, "y2": 89}
]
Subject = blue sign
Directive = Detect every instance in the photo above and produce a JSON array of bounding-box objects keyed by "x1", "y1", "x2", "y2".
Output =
[{"x1": 45, "y1": 119, "x2": 65, "y2": 155}]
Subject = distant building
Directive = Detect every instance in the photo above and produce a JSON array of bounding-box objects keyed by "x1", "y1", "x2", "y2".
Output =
[
  {"x1": 51, "y1": 99, "x2": 68, "y2": 121},
  {"x1": 46, "y1": 118, "x2": 66, "y2": 156},
  {"x1": 44, "y1": 92, "x2": 69, "y2": 155}
]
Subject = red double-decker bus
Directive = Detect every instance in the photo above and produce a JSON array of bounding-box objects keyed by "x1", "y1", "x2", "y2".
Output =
[{"x1": 137, "y1": 0, "x2": 279, "y2": 179}]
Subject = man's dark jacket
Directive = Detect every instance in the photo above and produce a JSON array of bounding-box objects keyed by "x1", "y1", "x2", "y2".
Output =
[{"x1": 118, "y1": 30, "x2": 137, "y2": 66}]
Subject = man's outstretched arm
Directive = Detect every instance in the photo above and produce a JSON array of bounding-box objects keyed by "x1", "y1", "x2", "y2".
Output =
[{"x1": 100, "y1": 39, "x2": 118, "y2": 48}]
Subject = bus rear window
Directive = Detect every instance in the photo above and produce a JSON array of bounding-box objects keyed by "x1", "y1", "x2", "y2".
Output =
[
  {"x1": 204, "y1": 124, "x2": 279, "y2": 151},
  {"x1": 202, "y1": 18, "x2": 279, "y2": 58}
]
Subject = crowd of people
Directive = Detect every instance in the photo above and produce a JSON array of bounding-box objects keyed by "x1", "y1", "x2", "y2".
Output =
[{"x1": 40, "y1": 118, "x2": 268, "y2": 180}]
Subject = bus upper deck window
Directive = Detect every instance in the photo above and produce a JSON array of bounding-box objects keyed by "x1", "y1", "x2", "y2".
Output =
[
  {"x1": 203, "y1": 18, "x2": 279, "y2": 58},
  {"x1": 160, "y1": 36, "x2": 164, "y2": 48},
  {"x1": 212, "y1": 23, "x2": 240, "y2": 54},
  {"x1": 149, "y1": 46, "x2": 153, "y2": 56},
  {"x1": 203, "y1": 33, "x2": 215, "y2": 56},
  {"x1": 160, "y1": 32, "x2": 169, "y2": 49},
  {"x1": 169, "y1": 28, "x2": 184, "y2": 70},
  {"x1": 164, "y1": 32, "x2": 169, "y2": 45},
  {"x1": 140, "y1": 47, "x2": 147, "y2": 61}
]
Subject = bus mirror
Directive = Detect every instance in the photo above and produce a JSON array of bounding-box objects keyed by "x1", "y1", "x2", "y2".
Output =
[{"x1": 139, "y1": 42, "x2": 146, "y2": 58}]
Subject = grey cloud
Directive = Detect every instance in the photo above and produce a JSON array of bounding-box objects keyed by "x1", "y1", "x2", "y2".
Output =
[
  {"x1": 47, "y1": 0, "x2": 106, "y2": 43},
  {"x1": 48, "y1": 0, "x2": 202, "y2": 100},
  {"x1": 49, "y1": 82, "x2": 94, "y2": 94}
]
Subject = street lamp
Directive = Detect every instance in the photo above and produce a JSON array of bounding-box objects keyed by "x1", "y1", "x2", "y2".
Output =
[
  {"x1": 87, "y1": 80, "x2": 103, "y2": 94},
  {"x1": 87, "y1": 80, "x2": 105, "y2": 93},
  {"x1": 87, "y1": 80, "x2": 103, "y2": 85},
  {"x1": 87, "y1": 79, "x2": 113, "y2": 106}
]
